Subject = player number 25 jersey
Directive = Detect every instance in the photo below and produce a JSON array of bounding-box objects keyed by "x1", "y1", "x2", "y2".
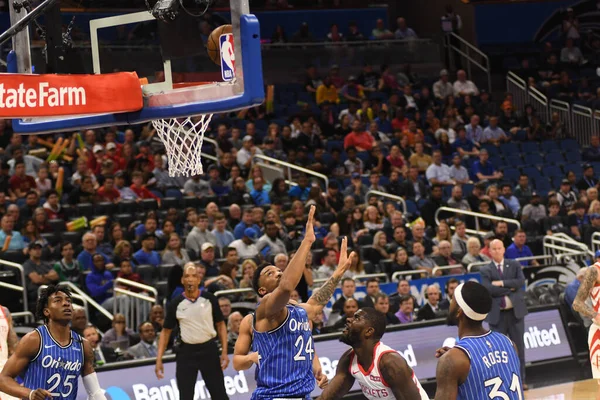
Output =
[{"x1": 22, "y1": 325, "x2": 84, "y2": 400}]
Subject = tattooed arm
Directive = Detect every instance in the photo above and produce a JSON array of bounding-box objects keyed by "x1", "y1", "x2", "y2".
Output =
[
  {"x1": 434, "y1": 348, "x2": 470, "y2": 400},
  {"x1": 302, "y1": 238, "x2": 355, "y2": 320},
  {"x1": 573, "y1": 267, "x2": 600, "y2": 321},
  {"x1": 2, "y1": 307, "x2": 18, "y2": 356}
]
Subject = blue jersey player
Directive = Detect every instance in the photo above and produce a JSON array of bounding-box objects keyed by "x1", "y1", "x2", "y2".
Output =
[
  {"x1": 434, "y1": 282, "x2": 523, "y2": 400},
  {"x1": 0, "y1": 285, "x2": 107, "y2": 400},
  {"x1": 251, "y1": 206, "x2": 355, "y2": 400}
]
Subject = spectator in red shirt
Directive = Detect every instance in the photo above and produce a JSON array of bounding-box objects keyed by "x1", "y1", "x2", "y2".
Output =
[
  {"x1": 391, "y1": 107, "x2": 409, "y2": 132},
  {"x1": 105, "y1": 142, "x2": 126, "y2": 171},
  {"x1": 130, "y1": 171, "x2": 161, "y2": 205},
  {"x1": 9, "y1": 160, "x2": 36, "y2": 201},
  {"x1": 135, "y1": 142, "x2": 155, "y2": 170},
  {"x1": 343, "y1": 120, "x2": 375, "y2": 152},
  {"x1": 97, "y1": 175, "x2": 121, "y2": 203},
  {"x1": 42, "y1": 190, "x2": 64, "y2": 220}
]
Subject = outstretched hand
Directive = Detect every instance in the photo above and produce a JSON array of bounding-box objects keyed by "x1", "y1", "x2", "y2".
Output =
[
  {"x1": 337, "y1": 237, "x2": 348, "y2": 270},
  {"x1": 304, "y1": 205, "x2": 316, "y2": 244}
]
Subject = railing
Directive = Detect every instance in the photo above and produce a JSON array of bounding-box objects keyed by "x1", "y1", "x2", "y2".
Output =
[
  {"x1": 549, "y1": 98, "x2": 573, "y2": 137},
  {"x1": 507, "y1": 71, "x2": 598, "y2": 145},
  {"x1": 590, "y1": 232, "x2": 600, "y2": 255},
  {"x1": 113, "y1": 278, "x2": 157, "y2": 330},
  {"x1": 354, "y1": 273, "x2": 389, "y2": 283},
  {"x1": 214, "y1": 288, "x2": 256, "y2": 298},
  {"x1": 431, "y1": 264, "x2": 465, "y2": 276},
  {"x1": 528, "y1": 85, "x2": 550, "y2": 123},
  {"x1": 466, "y1": 261, "x2": 490, "y2": 273},
  {"x1": 506, "y1": 72, "x2": 528, "y2": 113},
  {"x1": 543, "y1": 233, "x2": 593, "y2": 264},
  {"x1": 0, "y1": 259, "x2": 28, "y2": 311},
  {"x1": 467, "y1": 254, "x2": 563, "y2": 272},
  {"x1": 434, "y1": 206, "x2": 521, "y2": 236},
  {"x1": 256, "y1": 161, "x2": 285, "y2": 186},
  {"x1": 391, "y1": 270, "x2": 429, "y2": 282},
  {"x1": 254, "y1": 154, "x2": 329, "y2": 191},
  {"x1": 11, "y1": 311, "x2": 35, "y2": 324},
  {"x1": 366, "y1": 190, "x2": 407, "y2": 215},
  {"x1": 443, "y1": 32, "x2": 492, "y2": 93},
  {"x1": 572, "y1": 104, "x2": 595, "y2": 146}
]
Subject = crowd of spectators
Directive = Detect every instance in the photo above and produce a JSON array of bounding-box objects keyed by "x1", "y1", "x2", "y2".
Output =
[{"x1": 1, "y1": 5, "x2": 600, "y2": 366}]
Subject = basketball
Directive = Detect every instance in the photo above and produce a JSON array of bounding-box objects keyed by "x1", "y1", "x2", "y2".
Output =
[{"x1": 207, "y1": 24, "x2": 233, "y2": 65}]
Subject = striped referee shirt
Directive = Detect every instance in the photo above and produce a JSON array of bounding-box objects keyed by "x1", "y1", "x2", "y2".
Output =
[{"x1": 164, "y1": 291, "x2": 224, "y2": 345}]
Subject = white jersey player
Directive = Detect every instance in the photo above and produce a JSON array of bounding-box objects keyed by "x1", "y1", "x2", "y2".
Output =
[
  {"x1": 317, "y1": 307, "x2": 428, "y2": 400},
  {"x1": 574, "y1": 262, "x2": 600, "y2": 398},
  {"x1": 0, "y1": 306, "x2": 18, "y2": 400}
]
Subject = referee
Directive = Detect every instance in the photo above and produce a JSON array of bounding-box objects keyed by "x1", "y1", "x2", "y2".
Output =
[{"x1": 155, "y1": 262, "x2": 230, "y2": 399}]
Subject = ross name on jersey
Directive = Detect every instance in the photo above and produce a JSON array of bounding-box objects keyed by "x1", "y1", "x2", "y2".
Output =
[
  {"x1": 288, "y1": 317, "x2": 311, "y2": 333},
  {"x1": 481, "y1": 350, "x2": 509, "y2": 368},
  {"x1": 359, "y1": 382, "x2": 389, "y2": 398},
  {"x1": 41, "y1": 355, "x2": 82, "y2": 372}
]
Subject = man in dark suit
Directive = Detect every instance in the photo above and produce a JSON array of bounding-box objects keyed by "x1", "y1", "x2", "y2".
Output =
[
  {"x1": 359, "y1": 278, "x2": 380, "y2": 308},
  {"x1": 332, "y1": 277, "x2": 356, "y2": 313},
  {"x1": 126, "y1": 321, "x2": 158, "y2": 359},
  {"x1": 416, "y1": 284, "x2": 444, "y2": 321},
  {"x1": 400, "y1": 166, "x2": 428, "y2": 201},
  {"x1": 480, "y1": 239, "x2": 528, "y2": 388}
]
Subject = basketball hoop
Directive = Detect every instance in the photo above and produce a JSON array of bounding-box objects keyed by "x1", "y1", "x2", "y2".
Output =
[{"x1": 152, "y1": 114, "x2": 213, "y2": 177}]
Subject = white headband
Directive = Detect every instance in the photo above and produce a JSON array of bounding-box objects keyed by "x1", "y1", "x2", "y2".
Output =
[{"x1": 454, "y1": 283, "x2": 488, "y2": 321}]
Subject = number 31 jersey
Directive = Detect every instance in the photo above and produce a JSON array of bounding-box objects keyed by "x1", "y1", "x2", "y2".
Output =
[
  {"x1": 455, "y1": 330, "x2": 523, "y2": 400},
  {"x1": 22, "y1": 325, "x2": 84, "y2": 400},
  {"x1": 252, "y1": 304, "x2": 315, "y2": 400}
]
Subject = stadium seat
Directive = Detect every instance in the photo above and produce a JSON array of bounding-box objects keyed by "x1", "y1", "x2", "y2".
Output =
[
  {"x1": 363, "y1": 261, "x2": 377, "y2": 274},
  {"x1": 522, "y1": 166, "x2": 542, "y2": 180},
  {"x1": 183, "y1": 196, "x2": 200, "y2": 209},
  {"x1": 500, "y1": 143, "x2": 519, "y2": 155},
  {"x1": 1, "y1": 250, "x2": 26, "y2": 265},
  {"x1": 159, "y1": 264, "x2": 176, "y2": 281},
  {"x1": 504, "y1": 155, "x2": 523, "y2": 168},
  {"x1": 502, "y1": 167, "x2": 520, "y2": 183},
  {"x1": 541, "y1": 140, "x2": 559, "y2": 153},
  {"x1": 62, "y1": 231, "x2": 83, "y2": 247},
  {"x1": 533, "y1": 177, "x2": 551, "y2": 195},
  {"x1": 544, "y1": 153, "x2": 565, "y2": 164},
  {"x1": 405, "y1": 200, "x2": 418, "y2": 215},
  {"x1": 118, "y1": 201, "x2": 137, "y2": 214},
  {"x1": 327, "y1": 141, "x2": 343, "y2": 152},
  {"x1": 542, "y1": 165, "x2": 563, "y2": 178},
  {"x1": 135, "y1": 265, "x2": 157, "y2": 284},
  {"x1": 564, "y1": 163, "x2": 583, "y2": 177},
  {"x1": 357, "y1": 234, "x2": 374, "y2": 246},
  {"x1": 161, "y1": 197, "x2": 180, "y2": 210},
  {"x1": 114, "y1": 213, "x2": 135, "y2": 228},
  {"x1": 560, "y1": 139, "x2": 580, "y2": 152},
  {"x1": 520, "y1": 142, "x2": 540, "y2": 154},
  {"x1": 481, "y1": 143, "x2": 499, "y2": 157},
  {"x1": 76, "y1": 203, "x2": 94, "y2": 218},
  {"x1": 95, "y1": 202, "x2": 116, "y2": 216},
  {"x1": 565, "y1": 151, "x2": 582, "y2": 163},
  {"x1": 525, "y1": 153, "x2": 544, "y2": 166},
  {"x1": 141, "y1": 199, "x2": 158, "y2": 211},
  {"x1": 319, "y1": 212, "x2": 336, "y2": 224},
  {"x1": 48, "y1": 219, "x2": 66, "y2": 233}
]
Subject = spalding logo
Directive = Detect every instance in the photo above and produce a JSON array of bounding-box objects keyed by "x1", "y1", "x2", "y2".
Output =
[{"x1": 220, "y1": 33, "x2": 235, "y2": 82}]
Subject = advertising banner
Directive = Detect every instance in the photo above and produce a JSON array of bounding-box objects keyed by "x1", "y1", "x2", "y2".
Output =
[{"x1": 81, "y1": 308, "x2": 571, "y2": 400}]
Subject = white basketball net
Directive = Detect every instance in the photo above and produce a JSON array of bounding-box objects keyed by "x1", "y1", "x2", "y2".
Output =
[{"x1": 152, "y1": 114, "x2": 214, "y2": 177}]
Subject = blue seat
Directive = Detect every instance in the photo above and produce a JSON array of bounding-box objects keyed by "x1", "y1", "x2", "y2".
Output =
[
  {"x1": 502, "y1": 167, "x2": 520, "y2": 183},
  {"x1": 564, "y1": 163, "x2": 583, "y2": 177},
  {"x1": 520, "y1": 142, "x2": 540, "y2": 154},
  {"x1": 525, "y1": 153, "x2": 544, "y2": 166},
  {"x1": 534, "y1": 177, "x2": 552, "y2": 196},
  {"x1": 542, "y1": 165, "x2": 563, "y2": 178},
  {"x1": 561, "y1": 139, "x2": 580, "y2": 152},
  {"x1": 500, "y1": 143, "x2": 519, "y2": 155},
  {"x1": 505, "y1": 155, "x2": 523, "y2": 167},
  {"x1": 356, "y1": 152, "x2": 370, "y2": 163},
  {"x1": 565, "y1": 151, "x2": 582, "y2": 163},
  {"x1": 545, "y1": 152, "x2": 565, "y2": 164},
  {"x1": 327, "y1": 141, "x2": 343, "y2": 152},
  {"x1": 482, "y1": 143, "x2": 499, "y2": 157},
  {"x1": 551, "y1": 176, "x2": 563, "y2": 189},
  {"x1": 296, "y1": 92, "x2": 314, "y2": 103},
  {"x1": 541, "y1": 140, "x2": 559, "y2": 153},
  {"x1": 463, "y1": 183, "x2": 474, "y2": 196},
  {"x1": 490, "y1": 156, "x2": 504, "y2": 167},
  {"x1": 405, "y1": 200, "x2": 418, "y2": 215},
  {"x1": 522, "y1": 166, "x2": 542, "y2": 180}
]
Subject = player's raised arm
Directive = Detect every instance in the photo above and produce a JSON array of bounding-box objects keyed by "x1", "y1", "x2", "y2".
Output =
[
  {"x1": 257, "y1": 205, "x2": 316, "y2": 320},
  {"x1": 304, "y1": 238, "x2": 355, "y2": 320},
  {"x1": 0, "y1": 331, "x2": 52, "y2": 400},
  {"x1": 233, "y1": 314, "x2": 257, "y2": 371},
  {"x1": 574, "y1": 266, "x2": 600, "y2": 322},
  {"x1": 81, "y1": 338, "x2": 108, "y2": 400},
  {"x1": 433, "y1": 348, "x2": 470, "y2": 400},
  {"x1": 317, "y1": 350, "x2": 355, "y2": 400},
  {"x1": 379, "y1": 352, "x2": 423, "y2": 400}
]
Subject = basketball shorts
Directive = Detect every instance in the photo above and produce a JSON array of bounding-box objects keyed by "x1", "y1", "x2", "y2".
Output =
[{"x1": 589, "y1": 323, "x2": 600, "y2": 379}]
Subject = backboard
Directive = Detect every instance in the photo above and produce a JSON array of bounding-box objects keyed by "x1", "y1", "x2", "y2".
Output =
[{"x1": 8, "y1": 0, "x2": 264, "y2": 134}]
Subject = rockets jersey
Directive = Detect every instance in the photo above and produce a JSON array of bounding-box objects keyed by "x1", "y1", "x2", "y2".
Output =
[
  {"x1": 22, "y1": 325, "x2": 84, "y2": 400},
  {"x1": 455, "y1": 330, "x2": 523, "y2": 400},
  {"x1": 589, "y1": 262, "x2": 600, "y2": 313},
  {"x1": 0, "y1": 307, "x2": 9, "y2": 371},
  {"x1": 251, "y1": 304, "x2": 315, "y2": 400},
  {"x1": 349, "y1": 342, "x2": 428, "y2": 400}
]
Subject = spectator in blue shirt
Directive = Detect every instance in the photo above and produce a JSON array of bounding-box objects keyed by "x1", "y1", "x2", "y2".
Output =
[
  {"x1": 565, "y1": 265, "x2": 589, "y2": 310},
  {"x1": 133, "y1": 233, "x2": 161, "y2": 267},
  {"x1": 452, "y1": 127, "x2": 479, "y2": 159},
  {"x1": 465, "y1": 115, "x2": 483, "y2": 145},
  {"x1": 374, "y1": 109, "x2": 393, "y2": 134},
  {"x1": 505, "y1": 230, "x2": 538, "y2": 266},
  {"x1": 85, "y1": 253, "x2": 116, "y2": 309},
  {"x1": 0, "y1": 215, "x2": 25, "y2": 251},
  {"x1": 77, "y1": 232, "x2": 114, "y2": 271},
  {"x1": 250, "y1": 176, "x2": 271, "y2": 206},
  {"x1": 288, "y1": 174, "x2": 311, "y2": 201},
  {"x1": 233, "y1": 209, "x2": 261, "y2": 239},
  {"x1": 472, "y1": 149, "x2": 503, "y2": 182},
  {"x1": 500, "y1": 184, "x2": 521, "y2": 215},
  {"x1": 207, "y1": 164, "x2": 230, "y2": 197}
]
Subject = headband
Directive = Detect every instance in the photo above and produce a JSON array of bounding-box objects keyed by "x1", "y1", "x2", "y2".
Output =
[{"x1": 454, "y1": 283, "x2": 488, "y2": 321}]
